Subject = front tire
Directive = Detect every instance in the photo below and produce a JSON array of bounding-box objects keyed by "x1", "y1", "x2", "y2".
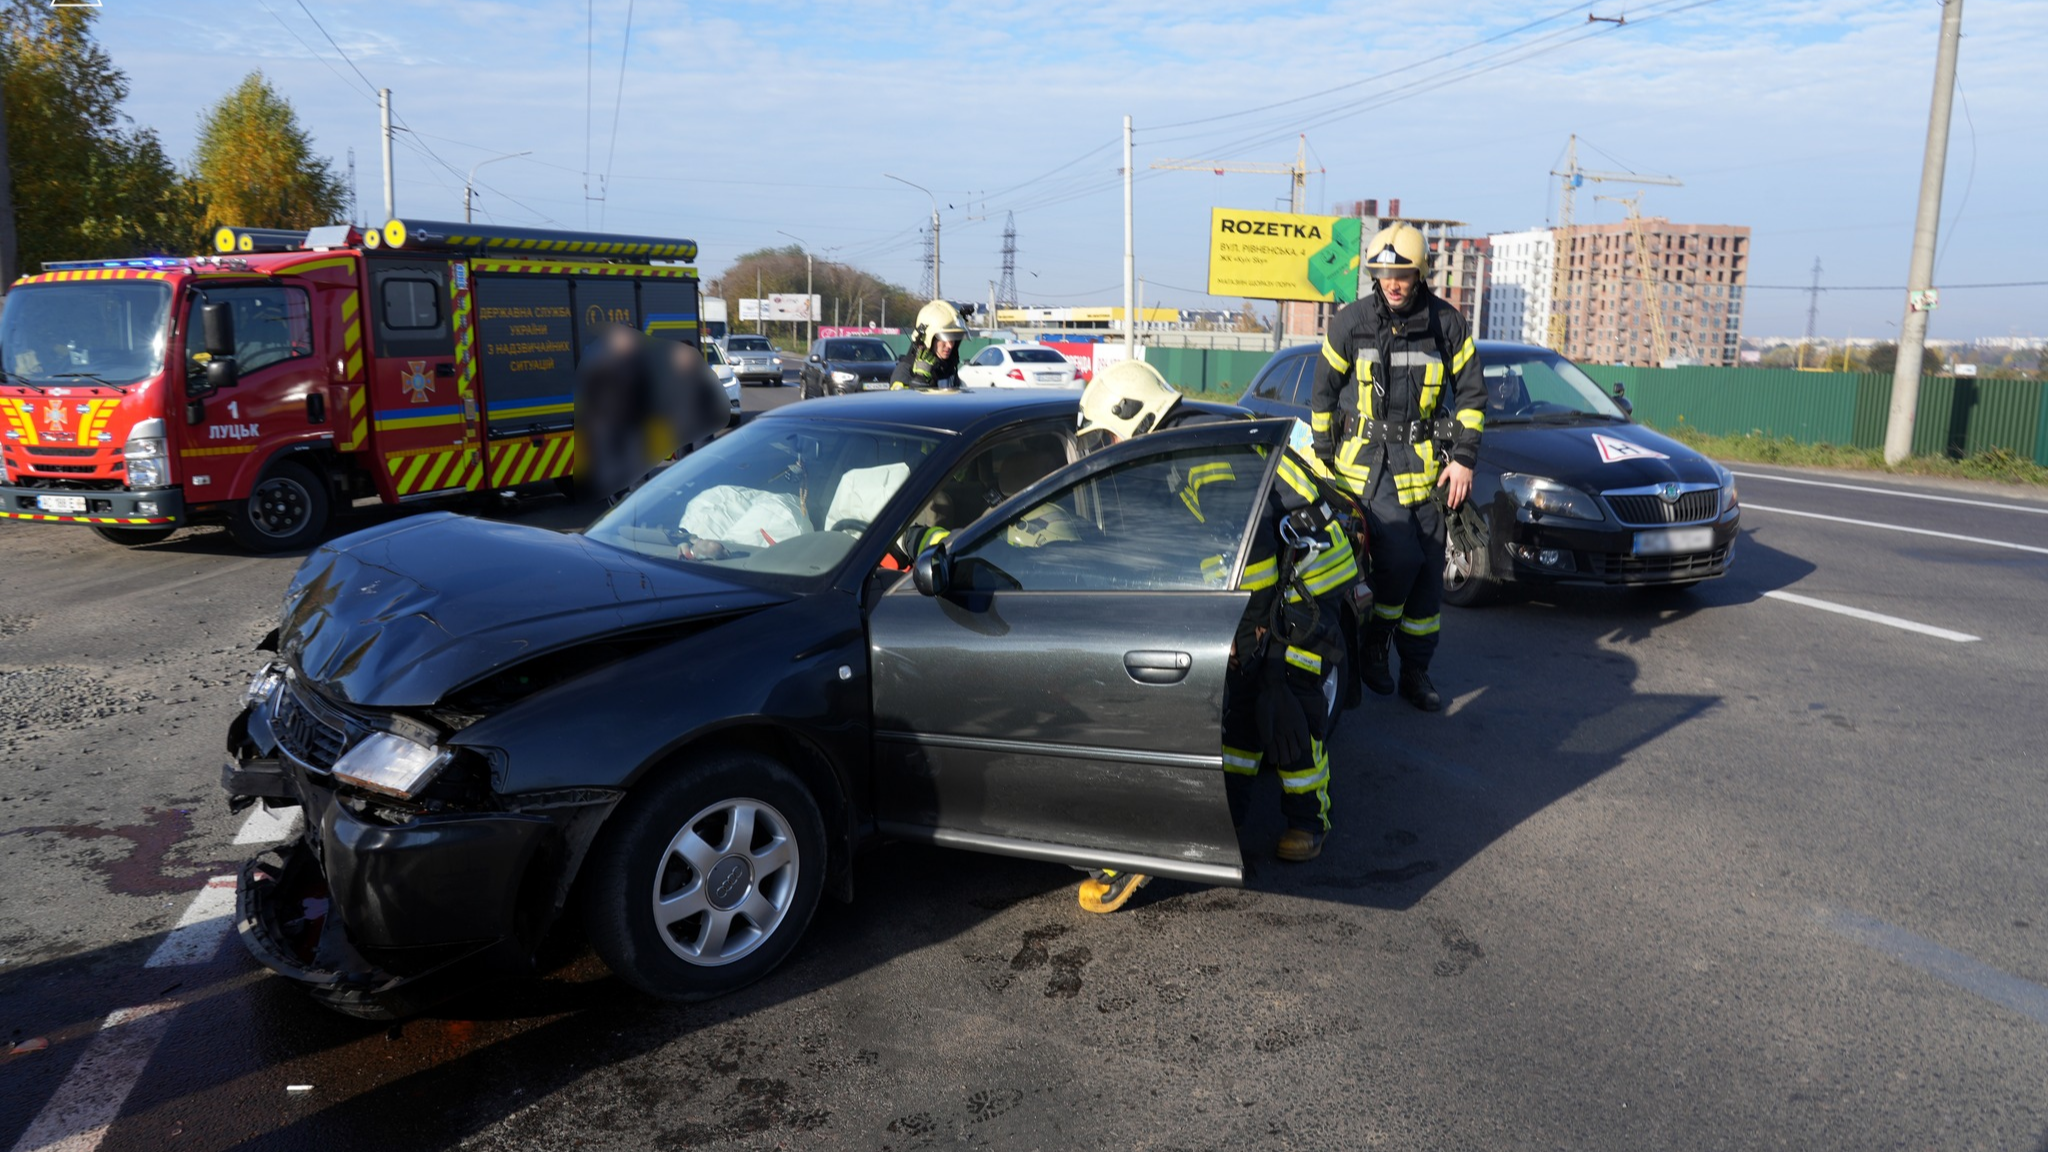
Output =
[
  {"x1": 583, "y1": 751, "x2": 826, "y2": 1002},
  {"x1": 226, "y1": 459, "x2": 331, "y2": 552},
  {"x1": 91, "y1": 524, "x2": 177, "y2": 547}
]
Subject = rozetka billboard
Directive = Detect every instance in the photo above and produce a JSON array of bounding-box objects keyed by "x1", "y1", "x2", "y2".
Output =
[{"x1": 1205, "y1": 207, "x2": 1362, "y2": 304}]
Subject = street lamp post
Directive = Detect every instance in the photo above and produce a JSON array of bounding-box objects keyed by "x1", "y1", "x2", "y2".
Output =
[
  {"x1": 884, "y1": 173, "x2": 939, "y2": 300},
  {"x1": 465, "y1": 150, "x2": 533, "y2": 223},
  {"x1": 777, "y1": 229, "x2": 815, "y2": 346}
]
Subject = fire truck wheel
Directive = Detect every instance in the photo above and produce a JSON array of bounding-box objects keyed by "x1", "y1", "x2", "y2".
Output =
[
  {"x1": 90, "y1": 525, "x2": 177, "y2": 547},
  {"x1": 228, "y1": 459, "x2": 331, "y2": 552}
]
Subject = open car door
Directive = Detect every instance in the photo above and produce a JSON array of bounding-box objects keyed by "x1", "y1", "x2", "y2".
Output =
[{"x1": 866, "y1": 418, "x2": 1293, "y2": 886}]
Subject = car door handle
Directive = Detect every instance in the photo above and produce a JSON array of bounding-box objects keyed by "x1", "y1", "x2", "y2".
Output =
[{"x1": 1123, "y1": 650, "x2": 1192, "y2": 685}]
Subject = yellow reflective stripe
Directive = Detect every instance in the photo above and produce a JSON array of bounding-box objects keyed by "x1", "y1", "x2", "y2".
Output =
[
  {"x1": 1321, "y1": 338, "x2": 1350, "y2": 373},
  {"x1": 1241, "y1": 557, "x2": 1278, "y2": 591},
  {"x1": 1399, "y1": 614, "x2": 1441, "y2": 636},
  {"x1": 1275, "y1": 456, "x2": 1319, "y2": 503},
  {"x1": 1457, "y1": 407, "x2": 1485, "y2": 432},
  {"x1": 1180, "y1": 487, "x2": 1207, "y2": 523},
  {"x1": 1222, "y1": 745, "x2": 1262, "y2": 775},
  {"x1": 1200, "y1": 554, "x2": 1228, "y2": 587},
  {"x1": 1284, "y1": 646, "x2": 1323, "y2": 676},
  {"x1": 1451, "y1": 336, "x2": 1476, "y2": 374},
  {"x1": 1310, "y1": 410, "x2": 1332, "y2": 433},
  {"x1": 1186, "y1": 461, "x2": 1235, "y2": 483},
  {"x1": 1279, "y1": 755, "x2": 1330, "y2": 793},
  {"x1": 1372, "y1": 601, "x2": 1404, "y2": 620}
]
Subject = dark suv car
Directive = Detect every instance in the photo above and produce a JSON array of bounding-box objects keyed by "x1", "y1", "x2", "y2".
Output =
[
  {"x1": 1236, "y1": 340, "x2": 1739, "y2": 604},
  {"x1": 799, "y1": 337, "x2": 898, "y2": 398}
]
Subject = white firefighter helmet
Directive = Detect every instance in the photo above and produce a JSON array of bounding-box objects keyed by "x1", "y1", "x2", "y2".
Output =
[
  {"x1": 1007, "y1": 503, "x2": 1084, "y2": 547},
  {"x1": 1077, "y1": 359, "x2": 1182, "y2": 442},
  {"x1": 912, "y1": 300, "x2": 965, "y2": 350},
  {"x1": 1363, "y1": 222, "x2": 1430, "y2": 278}
]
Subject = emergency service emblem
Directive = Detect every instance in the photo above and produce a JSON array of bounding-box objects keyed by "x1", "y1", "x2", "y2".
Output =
[
  {"x1": 401, "y1": 361, "x2": 435, "y2": 403},
  {"x1": 1591, "y1": 432, "x2": 1669, "y2": 464},
  {"x1": 40, "y1": 399, "x2": 72, "y2": 440}
]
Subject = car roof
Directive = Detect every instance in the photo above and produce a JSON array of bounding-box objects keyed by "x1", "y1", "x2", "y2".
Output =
[
  {"x1": 1272, "y1": 338, "x2": 1561, "y2": 361},
  {"x1": 992, "y1": 342, "x2": 1060, "y2": 352},
  {"x1": 756, "y1": 389, "x2": 1242, "y2": 437}
]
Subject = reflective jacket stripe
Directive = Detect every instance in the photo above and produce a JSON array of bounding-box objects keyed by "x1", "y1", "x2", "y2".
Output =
[
  {"x1": 1321, "y1": 338, "x2": 1350, "y2": 373},
  {"x1": 1451, "y1": 336, "x2": 1476, "y2": 375}
]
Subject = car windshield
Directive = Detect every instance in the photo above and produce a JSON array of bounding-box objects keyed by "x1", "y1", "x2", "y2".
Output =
[
  {"x1": 1483, "y1": 348, "x2": 1627, "y2": 421},
  {"x1": 586, "y1": 418, "x2": 944, "y2": 585},
  {"x1": 1009, "y1": 348, "x2": 1067, "y2": 364},
  {"x1": 823, "y1": 340, "x2": 892, "y2": 362},
  {"x1": 0, "y1": 281, "x2": 173, "y2": 385},
  {"x1": 701, "y1": 341, "x2": 726, "y2": 365},
  {"x1": 728, "y1": 337, "x2": 771, "y2": 352}
]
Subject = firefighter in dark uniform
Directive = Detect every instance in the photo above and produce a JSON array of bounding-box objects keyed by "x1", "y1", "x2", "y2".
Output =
[
  {"x1": 890, "y1": 300, "x2": 965, "y2": 390},
  {"x1": 1069, "y1": 361, "x2": 1359, "y2": 913},
  {"x1": 1311, "y1": 223, "x2": 1486, "y2": 712}
]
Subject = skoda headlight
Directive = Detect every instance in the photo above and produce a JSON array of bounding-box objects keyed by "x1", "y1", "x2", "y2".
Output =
[
  {"x1": 830, "y1": 370, "x2": 858, "y2": 386},
  {"x1": 332, "y1": 730, "x2": 452, "y2": 798},
  {"x1": 245, "y1": 662, "x2": 283, "y2": 710},
  {"x1": 1501, "y1": 473, "x2": 1604, "y2": 522},
  {"x1": 1713, "y1": 462, "x2": 1739, "y2": 513},
  {"x1": 123, "y1": 434, "x2": 169, "y2": 489}
]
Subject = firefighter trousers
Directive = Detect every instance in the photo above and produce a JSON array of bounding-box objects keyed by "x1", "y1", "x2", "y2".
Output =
[
  {"x1": 1221, "y1": 661, "x2": 1333, "y2": 833},
  {"x1": 1362, "y1": 466, "x2": 1446, "y2": 674}
]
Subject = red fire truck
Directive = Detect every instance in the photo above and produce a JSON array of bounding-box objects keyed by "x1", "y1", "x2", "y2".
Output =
[{"x1": 0, "y1": 219, "x2": 703, "y2": 550}]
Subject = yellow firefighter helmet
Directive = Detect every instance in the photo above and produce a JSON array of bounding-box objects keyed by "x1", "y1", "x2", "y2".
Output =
[
  {"x1": 1077, "y1": 359, "x2": 1181, "y2": 443},
  {"x1": 912, "y1": 300, "x2": 965, "y2": 350},
  {"x1": 1363, "y1": 222, "x2": 1430, "y2": 278}
]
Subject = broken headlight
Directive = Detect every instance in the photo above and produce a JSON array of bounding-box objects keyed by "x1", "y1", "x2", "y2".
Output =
[{"x1": 332, "y1": 730, "x2": 452, "y2": 799}]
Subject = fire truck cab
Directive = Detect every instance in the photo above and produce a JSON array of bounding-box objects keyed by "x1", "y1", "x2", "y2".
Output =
[{"x1": 0, "y1": 219, "x2": 702, "y2": 550}]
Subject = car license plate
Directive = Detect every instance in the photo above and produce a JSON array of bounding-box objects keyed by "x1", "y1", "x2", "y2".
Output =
[
  {"x1": 1034, "y1": 372, "x2": 1063, "y2": 382},
  {"x1": 1635, "y1": 527, "x2": 1712, "y2": 555},
  {"x1": 37, "y1": 495, "x2": 87, "y2": 514}
]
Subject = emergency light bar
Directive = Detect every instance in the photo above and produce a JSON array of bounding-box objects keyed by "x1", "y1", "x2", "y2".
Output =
[
  {"x1": 212, "y1": 226, "x2": 311, "y2": 254},
  {"x1": 376, "y1": 218, "x2": 697, "y2": 262},
  {"x1": 40, "y1": 257, "x2": 191, "y2": 272}
]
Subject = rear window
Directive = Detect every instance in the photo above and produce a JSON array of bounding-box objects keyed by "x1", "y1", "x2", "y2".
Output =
[{"x1": 1009, "y1": 348, "x2": 1067, "y2": 364}]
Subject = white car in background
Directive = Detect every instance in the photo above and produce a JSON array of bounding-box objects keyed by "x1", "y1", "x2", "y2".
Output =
[
  {"x1": 701, "y1": 339, "x2": 741, "y2": 422},
  {"x1": 959, "y1": 342, "x2": 1081, "y2": 388}
]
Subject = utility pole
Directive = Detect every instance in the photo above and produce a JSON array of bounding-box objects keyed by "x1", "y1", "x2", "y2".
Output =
[
  {"x1": 1800, "y1": 257, "x2": 1823, "y2": 369},
  {"x1": 1884, "y1": 0, "x2": 1964, "y2": 464},
  {"x1": 885, "y1": 174, "x2": 940, "y2": 300},
  {"x1": 379, "y1": 89, "x2": 395, "y2": 223},
  {"x1": 1123, "y1": 114, "x2": 1135, "y2": 358},
  {"x1": 0, "y1": 78, "x2": 18, "y2": 287},
  {"x1": 466, "y1": 151, "x2": 532, "y2": 224}
]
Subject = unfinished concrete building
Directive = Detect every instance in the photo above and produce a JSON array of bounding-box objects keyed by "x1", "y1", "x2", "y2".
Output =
[{"x1": 1557, "y1": 219, "x2": 1750, "y2": 367}]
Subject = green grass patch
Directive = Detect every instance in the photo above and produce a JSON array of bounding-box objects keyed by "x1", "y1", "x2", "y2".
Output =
[{"x1": 1654, "y1": 423, "x2": 2048, "y2": 488}]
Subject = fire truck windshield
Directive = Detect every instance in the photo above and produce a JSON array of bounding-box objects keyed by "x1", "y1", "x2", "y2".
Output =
[{"x1": 0, "y1": 280, "x2": 173, "y2": 387}]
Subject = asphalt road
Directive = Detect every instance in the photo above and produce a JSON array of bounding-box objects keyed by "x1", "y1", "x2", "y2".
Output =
[{"x1": 5, "y1": 423, "x2": 2048, "y2": 1151}]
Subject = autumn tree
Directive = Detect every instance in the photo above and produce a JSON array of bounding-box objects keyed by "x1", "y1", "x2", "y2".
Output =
[
  {"x1": 0, "y1": 0, "x2": 196, "y2": 276},
  {"x1": 710, "y1": 245, "x2": 921, "y2": 343},
  {"x1": 189, "y1": 71, "x2": 344, "y2": 239}
]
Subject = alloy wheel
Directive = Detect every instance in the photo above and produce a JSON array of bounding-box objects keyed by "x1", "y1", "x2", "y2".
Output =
[{"x1": 650, "y1": 797, "x2": 799, "y2": 966}]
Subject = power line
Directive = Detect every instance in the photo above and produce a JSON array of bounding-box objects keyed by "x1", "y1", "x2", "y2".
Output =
[{"x1": 600, "y1": 0, "x2": 635, "y2": 229}]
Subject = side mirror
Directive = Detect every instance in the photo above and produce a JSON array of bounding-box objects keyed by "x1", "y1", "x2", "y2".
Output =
[
  {"x1": 205, "y1": 357, "x2": 240, "y2": 392},
  {"x1": 809, "y1": 354, "x2": 821, "y2": 362},
  {"x1": 912, "y1": 543, "x2": 951, "y2": 597},
  {"x1": 1611, "y1": 383, "x2": 1632, "y2": 418},
  {"x1": 202, "y1": 301, "x2": 236, "y2": 358}
]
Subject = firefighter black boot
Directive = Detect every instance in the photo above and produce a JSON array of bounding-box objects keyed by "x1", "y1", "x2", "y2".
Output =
[
  {"x1": 1399, "y1": 668, "x2": 1442, "y2": 713},
  {"x1": 1360, "y1": 618, "x2": 1396, "y2": 696}
]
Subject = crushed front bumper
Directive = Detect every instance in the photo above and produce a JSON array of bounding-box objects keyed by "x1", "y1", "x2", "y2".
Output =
[{"x1": 225, "y1": 708, "x2": 620, "y2": 1017}]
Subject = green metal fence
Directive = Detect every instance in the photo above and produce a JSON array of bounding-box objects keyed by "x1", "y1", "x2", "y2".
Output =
[
  {"x1": 1590, "y1": 364, "x2": 2048, "y2": 465},
  {"x1": 1144, "y1": 347, "x2": 1273, "y2": 400}
]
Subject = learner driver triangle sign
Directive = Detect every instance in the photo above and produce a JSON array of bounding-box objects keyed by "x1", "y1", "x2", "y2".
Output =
[{"x1": 1591, "y1": 432, "x2": 1669, "y2": 463}]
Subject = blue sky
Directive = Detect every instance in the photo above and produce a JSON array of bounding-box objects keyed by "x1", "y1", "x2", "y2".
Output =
[{"x1": 93, "y1": 0, "x2": 2048, "y2": 339}]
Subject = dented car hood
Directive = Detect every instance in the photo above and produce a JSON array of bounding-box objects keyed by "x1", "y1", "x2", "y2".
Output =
[{"x1": 278, "y1": 513, "x2": 789, "y2": 707}]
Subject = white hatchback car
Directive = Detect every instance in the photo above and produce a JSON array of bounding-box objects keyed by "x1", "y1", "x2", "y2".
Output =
[
  {"x1": 701, "y1": 339, "x2": 742, "y2": 422},
  {"x1": 958, "y1": 343, "x2": 1080, "y2": 388}
]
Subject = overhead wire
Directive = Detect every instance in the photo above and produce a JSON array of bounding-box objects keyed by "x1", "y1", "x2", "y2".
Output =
[{"x1": 600, "y1": 0, "x2": 636, "y2": 229}]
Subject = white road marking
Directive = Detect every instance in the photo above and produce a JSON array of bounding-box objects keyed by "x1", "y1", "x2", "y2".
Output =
[
  {"x1": 1743, "y1": 503, "x2": 2048, "y2": 556},
  {"x1": 1733, "y1": 470, "x2": 2048, "y2": 516},
  {"x1": 232, "y1": 805, "x2": 302, "y2": 845},
  {"x1": 142, "y1": 877, "x2": 238, "y2": 969},
  {"x1": 7, "y1": 1002, "x2": 178, "y2": 1152},
  {"x1": 11, "y1": 805, "x2": 289, "y2": 1152},
  {"x1": 1823, "y1": 908, "x2": 2048, "y2": 1028},
  {"x1": 1763, "y1": 590, "x2": 1980, "y2": 643}
]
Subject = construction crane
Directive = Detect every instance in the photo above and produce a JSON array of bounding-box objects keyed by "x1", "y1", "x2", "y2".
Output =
[
  {"x1": 1595, "y1": 193, "x2": 1671, "y2": 366},
  {"x1": 1151, "y1": 133, "x2": 1318, "y2": 215},
  {"x1": 1548, "y1": 135, "x2": 1681, "y2": 354}
]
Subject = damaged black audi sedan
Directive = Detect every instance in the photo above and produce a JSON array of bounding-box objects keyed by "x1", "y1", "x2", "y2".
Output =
[{"x1": 226, "y1": 389, "x2": 1304, "y2": 1016}]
